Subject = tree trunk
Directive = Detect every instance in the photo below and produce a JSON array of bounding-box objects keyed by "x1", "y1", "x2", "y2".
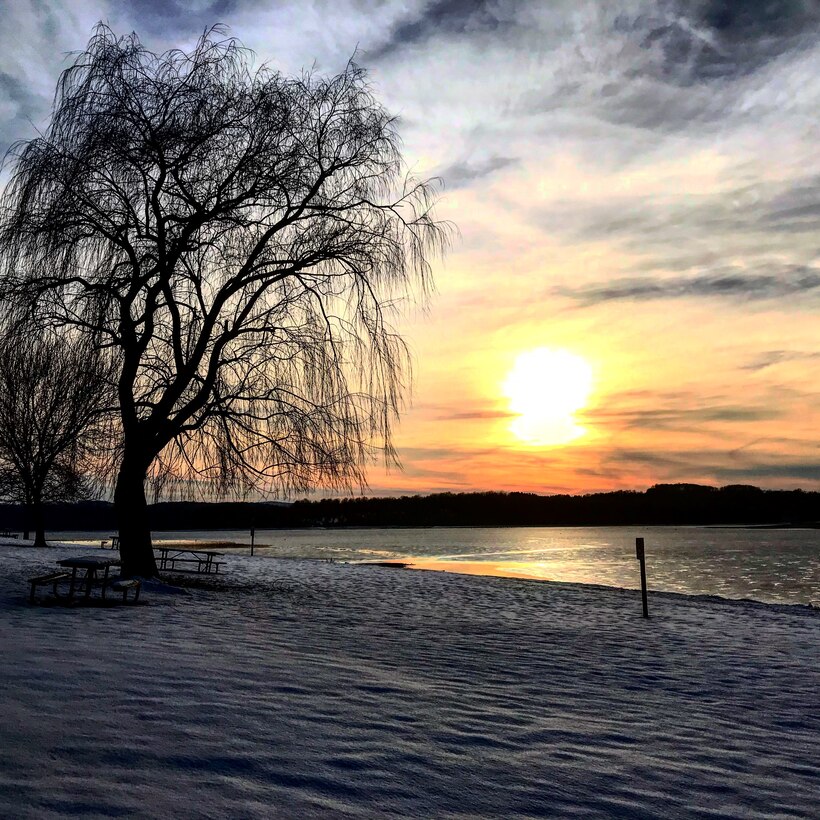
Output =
[
  {"x1": 31, "y1": 490, "x2": 46, "y2": 548},
  {"x1": 114, "y1": 457, "x2": 157, "y2": 577},
  {"x1": 23, "y1": 489, "x2": 33, "y2": 542}
]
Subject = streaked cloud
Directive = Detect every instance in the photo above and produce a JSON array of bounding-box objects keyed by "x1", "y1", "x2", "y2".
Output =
[
  {"x1": 556, "y1": 266, "x2": 820, "y2": 306},
  {"x1": 586, "y1": 403, "x2": 783, "y2": 430},
  {"x1": 742, "y1": 351, "x2": 820, "y2": 372},
  {"x1": 439, "y1": 156, "x2": 518, "y2": 189},
  {"x1": 368, "y1": 0, "x2": 518, "y2": 60}
]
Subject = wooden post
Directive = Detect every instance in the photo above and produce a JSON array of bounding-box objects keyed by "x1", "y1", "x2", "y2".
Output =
[
  {"x1": 636, "y1": 537, "x2": 649, "y2": 618},
  {"x1": 250, "y1": 526, "x2": 255, "y2": 557}
]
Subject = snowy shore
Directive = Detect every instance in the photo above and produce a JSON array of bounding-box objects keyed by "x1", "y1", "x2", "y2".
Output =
[{"x1": 1, "y1": 543, "x2": 817, "y2": 818}]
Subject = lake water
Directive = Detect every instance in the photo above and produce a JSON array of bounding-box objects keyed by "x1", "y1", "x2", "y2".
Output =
[{"x1": 48, "y1": 525, "x2": 819, "y2": 606}]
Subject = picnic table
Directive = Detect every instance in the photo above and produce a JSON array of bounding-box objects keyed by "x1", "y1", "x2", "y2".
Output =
[
  {"x1": 154, "y1": 547, "x2": 224, "y2": 575},
  {"x1": 28, "y1": 555, "x2": 141, "y2": 604},
  {"x1": 56, "y1": 555, "x2": 122, "y2": 601}
]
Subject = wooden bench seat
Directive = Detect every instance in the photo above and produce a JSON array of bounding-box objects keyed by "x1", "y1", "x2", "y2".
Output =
[
  {"x1": 29, "y1": 571, "x2": 71, "y2": 603},
  {"x1": 108, "y1": 577, "x2": 141, "y2": 603}
]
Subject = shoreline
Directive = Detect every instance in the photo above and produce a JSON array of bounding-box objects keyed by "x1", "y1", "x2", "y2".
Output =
[
  {"x1": 28, "y1": 520, "x2": 820, "y2": 533},
  {"x1": 3, "y1": 539, "x2": 816, "y2": 612},
  {"x1": 363, "y1": 557, "x2": 819, "y2": 612}
]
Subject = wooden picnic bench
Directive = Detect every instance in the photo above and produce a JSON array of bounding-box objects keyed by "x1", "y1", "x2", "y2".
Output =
[
  {"x1": 28, "y1": 557, "x2": 142, "y2": 605},
  {"x1": 29, "y1": 555, "x2": 141, "y2": 603},
  {"x1": 29, "y1": 571, "x2": 72, "y2": 603},
  {"x1": 56, "y1": 556, "x2": 122, "y2": 601},
  {"x1": 154, "y1": 547, "x2": 225, "y2": 575}
]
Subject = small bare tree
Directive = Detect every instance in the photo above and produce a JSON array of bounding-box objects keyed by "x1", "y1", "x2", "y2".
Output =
[
  {"x1": 0, "y1": 322, "x2": 112, "y2": 547},
  {"x1": 0, "y1": 25, "x2": 448, "y2": 576}
]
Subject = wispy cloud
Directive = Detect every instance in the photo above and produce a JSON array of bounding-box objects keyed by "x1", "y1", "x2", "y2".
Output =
[
  {"x1": 435, "y1": 410, "x2": 514, "y2": 421},
  {"x1": 741, "y1": 350, "x2": 820, "y2": 372},
  {"x1": 586, "y1": 403, "x2": 783, "y2": 431},
  {"x1": 556, "y1": 266, "x2": 820, "y2": 306},
  {"x1": 438, "y1": 156, "x2": 518, "y2": 189}
]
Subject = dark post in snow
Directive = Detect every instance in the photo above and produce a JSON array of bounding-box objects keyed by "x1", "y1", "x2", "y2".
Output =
[
  {"x1": 250, "y1": 526, "x2": 255, "y2": 557},
  {"x1": 636, "y1": 537, "x2": 649, "y2": 618}
]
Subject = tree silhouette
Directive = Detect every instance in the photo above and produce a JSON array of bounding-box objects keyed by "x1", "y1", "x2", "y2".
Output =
[
  {"x1": 0, "y1": 25, "x2": 448, "y2": 576},
  {"x1": 0, "y1": 322, "x2": 112, "y2": 546}
]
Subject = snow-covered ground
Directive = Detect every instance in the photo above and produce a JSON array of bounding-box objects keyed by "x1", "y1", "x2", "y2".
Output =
[{"x1": 1, "y1": 542, "x2": 817, "y2": 818}]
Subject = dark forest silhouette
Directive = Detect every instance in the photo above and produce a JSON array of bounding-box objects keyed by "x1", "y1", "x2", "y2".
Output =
[{"x1": 3, "y1": 484, "x2": 818, "y2": 532}]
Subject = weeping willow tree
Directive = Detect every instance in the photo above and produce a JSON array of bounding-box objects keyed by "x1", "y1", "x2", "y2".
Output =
[{"x1": 0, "y1": 25, "x2": 448, "y2": 577}]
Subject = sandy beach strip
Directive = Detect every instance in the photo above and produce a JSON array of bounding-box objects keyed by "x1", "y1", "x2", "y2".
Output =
[{"x1": 0, "y1": 542, "x2": 817, "y2": 818}]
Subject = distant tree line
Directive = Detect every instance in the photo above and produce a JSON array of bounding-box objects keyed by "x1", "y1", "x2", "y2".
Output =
[
  {"x1": 287, "y1": 485, "x2": 820, "y2": 528},
  {"x1": 1, "y1": 484, "x2": 818, "y2": 532}
]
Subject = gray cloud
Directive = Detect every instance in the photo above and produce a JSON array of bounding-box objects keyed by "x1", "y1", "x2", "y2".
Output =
[
  {"x1": 0, "y1": 71, "x2": 42, "y2": 150},
  {"x1": 515, "y1": 2, "x2": 820, "y2": 137},
  {"x1": 438, "y1": 156, "x2": 517, "y2": 188},
  {"x1": 368, "y1": 0, "x2": 516, "y2": 59},
  {"x1": 603, "y1": 448, "x2": 705, "y2": 474},
  {"x1": 532, "y1": 163, "x2": 820, "y2": 286},
  {"x1": 399, "y1": 445, "x2": 503, "y2": 462},
  {"x1": 763, "y1": 174, "x2": 820, "y2": 231},
  {"x1": 392, "y1": 463, "x2": 471, "y2": 483},
  {"x1": 0, "y1": 1, "x2": 98, "y2": 153},
  {"x1": 594, "y1": 82, "x2": 733, "y2": 133},
  {"x1": 602, "y1": 446, "x2": 820, "y2": 486},
  {"x1": 681, "y1": 0, "x2": 820, "y2": 79},
  {"x1": 711, "y1": 462, "x2": 820, "y2": 483},
  {"x1": 741, "y1": 350, "x2": 820, "y2": 372},
  {"x1": 632, "y1": 0, "x2": 820, "y2": 84},
  {"x1": 555, "y1": 176, "x2": 820, "y2": 248},
  {"x1": 586, "y1": 404, "x2": 783, "y2": 432},
  {"x1": 436, "y1": 409, "x2": 514, "y2": 421},
  {"x1": 556, "y1": 266, "x2": 820, "y2": 306},
  {"x1": 108, "y1": 0, "x2": 241, "y2": 35},
  {"x1": 380, "y1": 0, "x2": 820, "y2": 88}
]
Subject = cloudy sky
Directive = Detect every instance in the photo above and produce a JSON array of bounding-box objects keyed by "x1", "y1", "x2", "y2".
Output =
[{"x1": 2, "y1": 0, "x2": 820, "y2": 494}]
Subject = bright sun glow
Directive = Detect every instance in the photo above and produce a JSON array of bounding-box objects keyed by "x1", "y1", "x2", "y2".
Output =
[{"x1": 503, "y1": 348, "x2": 593, "y2": 446}]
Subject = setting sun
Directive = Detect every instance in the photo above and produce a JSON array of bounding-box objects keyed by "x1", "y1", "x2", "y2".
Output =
[{"x1": 503, "y1": 348, "x2": 593, "y2": 446}]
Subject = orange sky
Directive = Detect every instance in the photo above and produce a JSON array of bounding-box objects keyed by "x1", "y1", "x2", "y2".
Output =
[{"x1": 379, "y1": 133, "x2": 820, "y2": 494}]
